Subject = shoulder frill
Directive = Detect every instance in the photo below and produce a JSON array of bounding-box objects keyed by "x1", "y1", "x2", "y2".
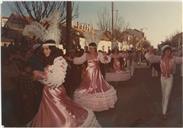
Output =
[{"x1": 40, "y1": 56, "x2": 68, "y2": 88}]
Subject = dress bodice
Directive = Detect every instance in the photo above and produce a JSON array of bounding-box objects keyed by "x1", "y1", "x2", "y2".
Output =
[
  {"x1": 88, "y1": 58, "x2": 98, "y2": 63},
  {"x1": 87, "y1": 58, "x2": 100, "y2": 69}
]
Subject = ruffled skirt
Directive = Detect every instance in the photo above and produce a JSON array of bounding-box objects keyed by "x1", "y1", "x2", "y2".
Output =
[
  {"x1": 29, "y1": 86, "x2": 100, "y2": 127},
  {"x1": 105, "y1": 70, "x2": 131, "y2": 82},
  {"x1": 74, "y1": 86, "x2": 117, "y2": 112}
]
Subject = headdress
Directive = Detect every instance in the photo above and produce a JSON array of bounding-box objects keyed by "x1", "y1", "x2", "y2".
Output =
[
  {"x1": 23, "y1": 11, "x2": 68, "y2": 88},
  {"x1": 32, "y1": 43, "x2": 41, "y2": 50},
  {"x1": 23, "y1": 10, "x2": 61, "y2": 46}
]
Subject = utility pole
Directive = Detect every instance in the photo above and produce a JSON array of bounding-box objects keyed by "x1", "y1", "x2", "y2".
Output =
[
  {"x1": 115, "y1": 9, "x2": 118, "y2": 28},
  {"x1": 111, "y1": 2, "x2": 114, "y2": 48},
  {"x1": 66, "y1": 1, "x2": 73, "y2": 52}
]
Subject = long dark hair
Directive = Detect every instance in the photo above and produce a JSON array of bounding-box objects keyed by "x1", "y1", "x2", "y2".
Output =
[{"x1": 40, "y1": 45, "x2": 63, "y2": 67}]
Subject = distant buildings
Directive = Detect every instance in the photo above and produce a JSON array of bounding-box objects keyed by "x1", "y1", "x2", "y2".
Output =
[
  {"x1": 1, "y1": 16, "x2": 8, "y2": 27},
  {"x1": 1, "y1": 13, "x2": 151, "y2": 52},
  {"x1": 1, "y1": 13, "x2": 31, "y2": 47}
]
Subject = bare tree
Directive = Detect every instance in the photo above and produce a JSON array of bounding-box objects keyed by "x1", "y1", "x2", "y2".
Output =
[
  {"x1": 97, "y1": 8, "x2": 111, "y2": 31},
  {"x1": 11, "y1": 1, "x2": 78, "y2": 23},
  {"x1": 161, "y1": 31, "x2": 182, "y2": 53},
  {"x1": 97, "y1": 7, "x2": 129, "y2": 41}
]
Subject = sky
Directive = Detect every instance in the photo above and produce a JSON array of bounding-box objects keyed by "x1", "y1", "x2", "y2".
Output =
[{"x1": 1, "y1": 1, "x2": 182, "y2": 48}]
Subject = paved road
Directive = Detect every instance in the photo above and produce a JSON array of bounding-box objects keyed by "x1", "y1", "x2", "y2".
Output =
[
  {"x1": 2, "y1": 65, "x2": 182, "y2": 127},
  {"x1": 96, "y1": 66, "x2": 182, "y2": 127}
]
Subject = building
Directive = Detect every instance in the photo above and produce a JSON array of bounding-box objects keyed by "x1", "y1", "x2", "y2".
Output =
[{"x1": 1, "y1": 13, "x2": 32, "y2": 47}]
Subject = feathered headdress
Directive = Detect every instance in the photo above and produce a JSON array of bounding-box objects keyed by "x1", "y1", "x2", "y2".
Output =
[
  {"x1": 23, "y1": 10, "x2": 61, "y2": 46},
  {"x1": 83, "y1": 30, "x2": 103, "y2": 46},
  {"x1": 41, "y1": 11, "x2": 61, "y2": 45},
  {"x1": 22, "y1": 21, "x2": 46, "y2": 41}
]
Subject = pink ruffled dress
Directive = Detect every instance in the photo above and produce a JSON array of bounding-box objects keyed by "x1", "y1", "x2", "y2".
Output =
[
  {"x1": 31, "y1": 86, "x2": 100, "y2": 127},
  {"x1": 29, "y1": 57, "x2": 100, "y2": 127},
  {"x1": 73, "y1": 53, "x2": 117, "y2": 111}
]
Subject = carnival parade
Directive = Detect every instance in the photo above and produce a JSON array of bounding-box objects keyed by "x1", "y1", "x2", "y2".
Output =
[{"x1": 1, "y1": 1, "x2": 182, "y2": 127}]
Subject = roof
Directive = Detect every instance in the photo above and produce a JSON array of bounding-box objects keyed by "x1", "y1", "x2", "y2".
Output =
[
  {"x1": 5, "y1": 13, "x2": 32, "y2": 30},
  {"x1": 1, "y1": 16, "x2": 9, "y2": 19},
  {"x1": 122, "y1": 29, "x2": 144, "y2": 38}
]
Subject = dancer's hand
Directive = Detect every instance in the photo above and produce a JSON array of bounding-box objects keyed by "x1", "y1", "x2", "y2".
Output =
[{"x1": 33, "y1": 70, "x2": 46, "y2": 80}]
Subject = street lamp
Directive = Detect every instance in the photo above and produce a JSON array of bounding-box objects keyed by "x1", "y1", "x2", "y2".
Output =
[{"x1": 111, "y1": 1, "x2": 114, "y2": 43}]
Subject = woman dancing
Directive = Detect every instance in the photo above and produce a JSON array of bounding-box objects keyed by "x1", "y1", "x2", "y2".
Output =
[
  {"x1": 110, "y1": 47, "x2": 126, "y2": 72},
  {"x1": 72, "y1": 42, "x2": 117, "y2": 112},
  {"x1": 29, "y1": 40, "x2": 100, "y2": 127}
]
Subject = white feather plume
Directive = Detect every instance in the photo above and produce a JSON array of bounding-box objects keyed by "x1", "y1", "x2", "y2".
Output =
[
  {"x1": 41, "y1": 11, "x2": 61, "y2": 25},
  {"x1": 22, "y1": 21, "x2": 46, "y2": 40},
  {"x1": 41, "y1": 11, "x2": 61, "y2": 45},
  {"x1": 22, "y1": 10, "x2": 61, "y2": 45}
]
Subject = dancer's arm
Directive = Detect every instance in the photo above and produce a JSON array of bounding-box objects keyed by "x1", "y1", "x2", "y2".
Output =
[
  {"x1": 33, "y1": 70, "x2": 47, "y2": 80},
  {"x1": 73, "y1": 53, "x2": 87, "y2": 64},
  {"x1": 145, "y1": 53, "x2": 161, "y2": 63}
]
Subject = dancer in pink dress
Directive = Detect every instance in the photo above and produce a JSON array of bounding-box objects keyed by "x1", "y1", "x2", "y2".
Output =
[
  {"x1": 110, "y1": 48, "x2": 128, "y2": 72},
  {"x1": 23, "y1": 11, "x2": 100, "y2": 127},
  {"x1": 72, "y1": 42, "x2": 117, "y2": 112},
  {"x1": 29, "y1": 40, "x2": 100, "y2": 127}
]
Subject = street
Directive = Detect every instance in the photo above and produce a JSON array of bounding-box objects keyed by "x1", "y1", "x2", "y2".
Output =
[
  {"x1": 1, "y1": 1, "x2": 182, "y2": 127},
  {"x1": 96, "y1": 65, "x2": 182, "y2": 127},
  {"x1": 1, "y1": 64, "x2": 182, "y2": 127}
]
